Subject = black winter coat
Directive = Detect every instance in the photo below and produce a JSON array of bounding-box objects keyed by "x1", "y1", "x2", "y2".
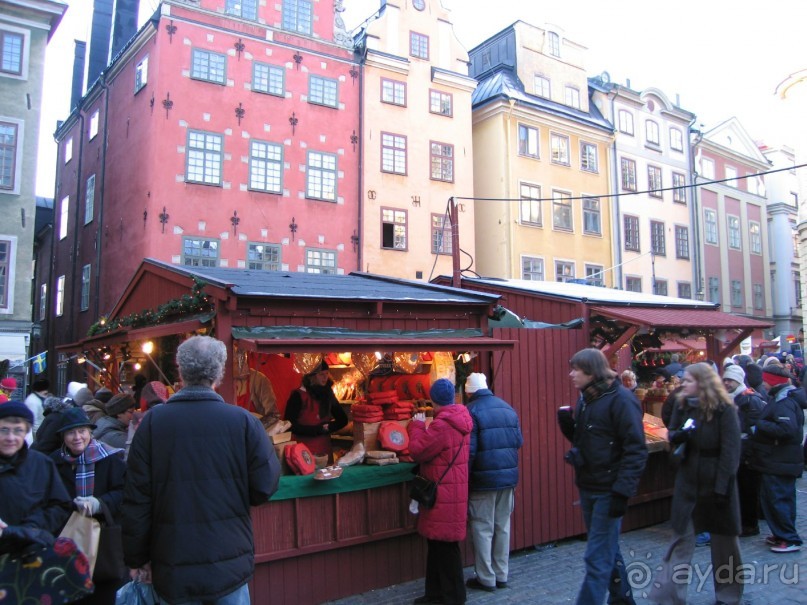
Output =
[
  {"x1": 560, "y1": 381, "x2": 648, "y2": 498},
  {"x1": 50, "y1": 446, "x2": 127, "y2": 520},
  {"x1": 121, "y1": 386, "x2": 281, "y2": 603},
  {"x1": 0, "y1": 446, "x2": 71, "y2": 552},
  {"x1": 467, "y1": 388, "x2": 523, "y2": 490},
  {"x1": 750, "y1": 385, "x2": 805, "y2": 478}
]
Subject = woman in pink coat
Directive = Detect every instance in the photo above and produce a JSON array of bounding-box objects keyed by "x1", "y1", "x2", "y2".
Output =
[{"x1": 407, "y1": 378, "x2": 473, "y2": 605}]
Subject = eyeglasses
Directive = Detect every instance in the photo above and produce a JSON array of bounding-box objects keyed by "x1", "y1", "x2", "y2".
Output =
[{"x1": 0, "y1": 427, "x2": 27, "y2": 437}]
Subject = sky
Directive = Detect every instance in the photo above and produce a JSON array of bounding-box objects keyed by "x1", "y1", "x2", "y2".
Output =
[{"x1": 36, "y1": 0, "x2": 807, "y2": 198}]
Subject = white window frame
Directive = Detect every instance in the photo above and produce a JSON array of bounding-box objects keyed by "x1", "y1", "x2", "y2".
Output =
[
  {"x1": 727, "y1": 215, "x2": 741, "y2": 249},
  {"x1": 521, "y1": 256, "x2": 544, "y2": 281},
  {"x1": 704, "y1": 209, "x2": 718, "y2": 245},
  {"x1": 555, "y1": 259, "x2": 575, "y2": 282},
  {"x1": 700, "y1": 157, "x2": 715, "y2": 179},
  {"x1": 582, "y1": 197, "x2": 601, "y2": 235},
  {"x1": 59, "y1": 196, "x2": 69, "y2": 240},
  {"x1": 564, "y1": 85, "x2": 580, "y2": 109},
  {"x1": 519, "y1": 182, "x2": 541, "y2": 226},
  {"x1": 134, "y1": 55, "x2": 148, "y2": 93},
  {"x1": 55, "y1": 275, "x2": 65, "y2": 317},
  {"x1": 725, "y1": 165, "x2": 738, "y2": 187},
  {"x1": 550, "y1": 133, "x2": 570, "y2": 166},
  {"x1": 80, "y1": 264, "x2": 91, "y2": 311},
  {"x1": 552, "y1": 190, "x2": 573, "y2": 231},
  {"x1": 518, "y1": 124, "x2": 539, "y2": 158},
  {"x1": 749, "y1": 221, "x2": 762, "y2": 254},
  {"x1": 247, "y1": 242, "x2": 281, "y2": 270},
  {"x1": 534, "y1": 75, "x2": 550, "y2": 98},
  {"x1": 580, "y1": 142, "x2": 598, "y2": 172},
  {"x1": 249, "y1": 140, "x2": 283, "y2": 193},
  {"x1": 305, "y1": 248, "x2": 337, "y2": 274},
  {"x1": 381, "y1": 208, "x2": 407, "y2": 251},
  {"x1": 547, "y1": 31, "x2": 560, "y2": 57},
  {"x1": 306, "y1": 151, "x2": 337, "y2": 201},
  {"x1": 669, "y1": 127, "x2": 683, "y2": 151},
  {"x1": 308, "y1": 75, "x2": 338, "y2": 108},
  {"x1": 645, "y1": 120, "x2": 660, "y2": 146},
  {"x1": 64, "y1": 137, "x2": 73, "y2": 164},
  {"x1": 39, "y1": 283, "x2": 46, "y2": 320},
  {"x1": 618, "y1": 109, "x2": 634, "y2": 135},
  {"x1": 84, "y1": 174, "x2": 95, "y2": 224},
  {"x1": 186, "y1": 130, "x2": 223, "y2": 185},
  {"x1": 88, "y1": 110, "x2": 99, "y2": 139}
]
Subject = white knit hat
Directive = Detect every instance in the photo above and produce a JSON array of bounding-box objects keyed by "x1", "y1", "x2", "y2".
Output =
[
  {"x1": 67, "y1": 381, "x2": 88, "y2": 398},
  {"x1": 722, "y1": 364, "x2": 745, "y2": 386},
  {"x1": 465, "y1": 372, "x2": 488, "y2": 394}
]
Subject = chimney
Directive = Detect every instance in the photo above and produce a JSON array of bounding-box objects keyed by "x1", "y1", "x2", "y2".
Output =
[
  {"x1": 71, "y1": 40, "x2": 86, "y2": 109},
  {"x1": 84, "y1": 0, "x2": 114, "y2": 90},
  {"x1": 110, "y1": 0, "x2": 141, "y2": 61}
]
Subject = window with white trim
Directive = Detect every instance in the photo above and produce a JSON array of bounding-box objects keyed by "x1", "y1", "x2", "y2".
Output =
[
  {"x1": 80, "y1": 264, "x2": 91, "y2": 311},
  {"x1": 708, "y1": 276, "x2": 720, "y2": 303},
  {"x1": 186, "y1": 130, "x2": 223, "y2": 185},
  {"x1": 675, "y1": 225, "x2": 689, "y2": 259},
  {"x1": 583, "y1": 197, "x2": 601, "y2": 235},
  {"x1": 410, "y1": 32, "x2": 429, "y2": 59},
  {"x1": 89, "y1": 110, "x2": 99, "y2": 139},
  {"x1": 653, "y1": 279, "x2": 668, "y2": 296},
  {"x1": 247, "y1": 243, "x2": 281, "y2": 270},
  {"x1": 519, "y1": 183, "x2": 541, "y2": 226},
  {"x1": 381, "y1": 133, "x2": 406, "y2": 175},
  {"x1": 621, "y1": 157, "x2": 636, "y2": 191},
  {"x1": 534, "y1": 75, "x2": 550, "y2": 98},
  {"x1": 552, "y1": 190, "x2": 572, "y2": 230},
  {"x1": 704, "y1": 209, "x2": 718, "y2": 245},
  {"x1": 381, "y1": 208, "x2": 407, "y2": 250},
  {"x1": 725, "y1": 165, "x2": 738, "y2": 187},
  {"x1": 253, "y1": 62, "x2": 284, "y2": 96},
  {"x1": 0, "y1": 240, "x2": 8, "y2": 309},
  {"x1": 753, "y1": 283, "x2": 763, "y2": 310},
  {"x1": 585, "y1": 264, "x2": 604, "y2": 286},
  {"x1": 429, "y1": 141, "x2": 453, "y2": 182},
  {"x1": 730, "y1": 280, "x2": 742, "y2": 307},
  {"x1": 134, "y1": 56, "x2": 148, "y2": 93},
  {"x1": 518, "y1": 124, "x2": 539, "y2": 158},
  {"x1": 381, "y1": 79, "x2": 405, "y2": 106},
  {"x1": 678, "y1": 282, "x2": 692, "y2": 299},
  {"x1": 429, "y1": 90, "x2": 452, "y2": 116},
  {"x1": 84, "y1": 174, "x2": 95, "y2": 224},
  {"x1": 625, "y1": 276, "x2": 642, "y2": 292},
  {"x1": 669, "y1": 127, "x2": 683, "y2": 151},
  {"x1": 309, "y1": 75, "x2": 338, "y2": 108},
  {"x1": 191, "y1": 49, "x2": 226, "y2": 84},
  {"x1": 305, "y1": 248, "x2": 337, "y2": 274},
  {"x1": 0, "y1": 30, "x2": 24, "y2": 75},
  {"x1": 249, "y1": 140, "x2": 283, "y2": 193},
  {"x1": 183, "y1": 237, "x2": 219, "y2": 267},
  {"x1": 672, "y1": 172, "x2": 686, "y2": 203},
  {"x1": 700, "y1": 157, "x2": 715, "y2": 179},
  {"x1": 648, "y1": 165, "x2": 662, "y2": 197},
  {"x1": 555, "y1": 260, "x2": 574, "y2": 282},
  {"x1": 650, "y1": 220, "x2": 666, "y2": 256},
  {"x1": 624, "y1": 215, "x2": 640, "y2": 251},
  {"x1": 226, "y1": 0, "x2": 257, "y2": 20},
  {"x1": 749, "y1": 221, "x2": 761, "y2": 254},
  {"x1": 306, "y1": 151, "x2": 337, "y2": 201},
  {"x1": 59, "y1": 196, "x2": 69, "y2": 240},
  {"x1": 618, "y1": 110, "x2": 634, "y2": 135},
  {"x1": 550, "y1": 134, "x2": 570, "y2": 165},
  {"x1": 282, "y1": 0, "x2": 313, "y2": 35},
  {"x1": 64, "y1": 137, "x2": 73, "y2": 164},
  {"x1": 580, "y1": 142, "x2": 598, "y2": 172},
  {"x1": 564, "y1": 86, "x2": 580, "y2": 109},
  {"x1": 56, "y1": 275, "x2": 65, "y2": 317},
  {"x1": 547, "y1": 31, "x2": 560, "y2": 57},
  {"x1": 431, "y1": 214, "x2": 452, "y2": 254},
  {"x1": 521, "y1": 256, "x2": 544, "y2": 281},
  {"x1": 645, "y1": 120, "x2": 660, "y2": 146},
  {"x1": 728, "y1": 215, "x2": 741, "y2": 249},
  {"x1": 39, "y1": 283, "x2": 46, "y2": 320},
  {"x1": 0, "y1": 122, "x2": 18, "y2": 190}
]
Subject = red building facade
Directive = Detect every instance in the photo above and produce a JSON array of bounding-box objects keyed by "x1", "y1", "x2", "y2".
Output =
[{"x1": 51, "y1": 0, "x2": 360, "y2": 360}]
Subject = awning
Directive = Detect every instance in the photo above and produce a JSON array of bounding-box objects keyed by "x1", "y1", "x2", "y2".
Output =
[
  {"x1": 0, "y1": 333, "x2": 27, "y2": 361},
  {"x1": 488, "y1": 306, "x2": 585, "y2": 330},
  {"x1": 591, "y1": 307, "x2": 773, "y2": 330},
  {"x1": 232, "y1": 326, "x2": 516, "y2": 353}
]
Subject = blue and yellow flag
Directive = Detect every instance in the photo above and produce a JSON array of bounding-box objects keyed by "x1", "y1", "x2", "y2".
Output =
[{"x1": 32, "y1": 352, "x2": 46, "y2": 374}]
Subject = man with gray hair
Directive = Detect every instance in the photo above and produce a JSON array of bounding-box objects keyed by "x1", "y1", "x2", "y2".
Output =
[{"x1": 122, "y1": 336, "x2": 280, "y2": 604}]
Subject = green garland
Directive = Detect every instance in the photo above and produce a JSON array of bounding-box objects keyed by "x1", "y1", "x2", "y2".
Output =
[{"x1": 86, "y1": 278, "x2": 213, "y2": 337}]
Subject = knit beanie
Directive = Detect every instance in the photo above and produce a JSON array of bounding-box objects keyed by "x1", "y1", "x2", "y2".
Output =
[
  {"x1": 762, "y1": 364, "x2": 791, "y2": 387},
  {"x1": 72, "y1": 388, "x2": 94, "y2": 407},
  {"x1": 0, "y1": 400, "x2": 34, "y2": 424},
  {"x1": 722, "y1": 364, "x2": 745, "y2": 385},
  {"x1": 744, "y1": 363, "x2": 763, "y2": 389},
  {"x1": 67, "y1": 382, "x2": 88, "y2": 398},
  {"x1": 105, "y1": 393, "x2": 136, "y2": 417},
  {"x1": 465, "y1": 373, "x2": 488, "y2": 394},
  {"x1": 430, "y1": 378, "x2": 456, "y2": 406},
  {"x1": 141, "y1": 381, "x2": 169, "y2": 408},
  {"x1": 94, "y1": 387, "x2": 113, "y2": 404}
]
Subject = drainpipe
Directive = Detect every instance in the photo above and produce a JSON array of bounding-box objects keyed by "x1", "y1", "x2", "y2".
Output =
[
  {"x1": 689, "y1": 120, "x2": 704, "y2": 299},
  {"x1": 450, "y1": 197, "x2": 461, "y2": 288},
  {"x1": 94, "y1": 73, "x2": 110, "y2": 320},
  {"x1": 356, "y1": 48, "x2": 365, "y2": 273},
  {"x1": 607, "y1": 89, "x2": 621, "y2": 288},
  {"x1": 67, "y1": 110, "x2": 86, "y2": 345},
  {"x1": 505, "y1": 98, "x2": 515, "y2": 277}
]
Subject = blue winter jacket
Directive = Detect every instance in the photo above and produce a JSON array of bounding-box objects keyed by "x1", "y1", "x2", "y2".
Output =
[{"x1": 467, "y1": 388, "x2": 523, "y2": 490}]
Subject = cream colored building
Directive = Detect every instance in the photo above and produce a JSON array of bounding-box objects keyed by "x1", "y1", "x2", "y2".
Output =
[
  {"x1": 468, "y1": 22, "x2": 614, "y2": 286},
  {"x1": 356, "y1": 0, "x2": 476, "y2": 280}
]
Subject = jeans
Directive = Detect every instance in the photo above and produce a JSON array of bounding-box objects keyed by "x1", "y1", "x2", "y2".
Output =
[
  {"x1": 156, "y1": 583, "x2": 250, "y2": 605},
  {"x1": 759, "y1": 473, "x2": 802, "y2": 544},
  {"x1": 577, "y1": 489, "x2": 635, "y2": 605}
]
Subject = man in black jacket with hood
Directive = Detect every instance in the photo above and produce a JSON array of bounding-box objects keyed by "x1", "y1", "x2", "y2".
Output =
[{"x1": 122, "y1": 336, "x2": 281, "y2": 604}]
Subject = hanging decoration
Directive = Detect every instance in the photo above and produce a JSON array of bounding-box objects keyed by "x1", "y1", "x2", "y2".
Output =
[
  {"x1": 393, "y1": 352, "x2": 420, "y2": 374},
  {"x1": 352, "y1": 352, "x2": 378, "y2": 378},
  {"x1": 292, "y1": 353, "x2": 323, "y2": 375},
  {"x1": 86, "y1": 278, "x2": 213, "y2": 337}
]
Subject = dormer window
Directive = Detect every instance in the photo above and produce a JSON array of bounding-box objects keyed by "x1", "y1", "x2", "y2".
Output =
[{"x1": 547, "y1": 31, "x2": 560, "y2": 57}]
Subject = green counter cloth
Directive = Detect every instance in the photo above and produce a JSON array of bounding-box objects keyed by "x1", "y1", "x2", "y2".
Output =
[{"x1": 270, "y1": 462, "x2": 416, "y2": 501}]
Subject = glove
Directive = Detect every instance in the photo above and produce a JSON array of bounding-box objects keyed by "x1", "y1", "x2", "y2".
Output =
[
  {"x1": 608, "y1": 493, "x2": 628, "y2": 518},
  {"x1": 557, "y1": 407, "x2": 574, "y2": 434},
  {"x1": 74, "y1": 496, "x2": 101, "y2": 516},
  {"x1": 713, "y1": 492, "x2": 729, "y2": 509},
  {"x1": 0, "y1": 525, "x2": 55, "y2": 549},
  {"x1": 669, "y1": 429, "x2": 691, "y2": 445}
]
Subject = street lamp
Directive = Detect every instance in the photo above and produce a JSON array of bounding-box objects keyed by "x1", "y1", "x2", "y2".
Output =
[{"x1": 141, "y1": 341, "x2": 171, "y2": 384}]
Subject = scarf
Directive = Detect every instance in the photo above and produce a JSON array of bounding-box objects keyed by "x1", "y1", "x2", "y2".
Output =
[
  {"x1": 581, "y1": 378, "x2": 616, "y2": 404},
  {"x1": 60, "y1": 440, "x2": 123, "y2": 497}
]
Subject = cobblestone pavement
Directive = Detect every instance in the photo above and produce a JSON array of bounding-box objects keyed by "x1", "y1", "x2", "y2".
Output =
[{"x1": 326, "y1": 476, "x2": 807, "y2": 605}]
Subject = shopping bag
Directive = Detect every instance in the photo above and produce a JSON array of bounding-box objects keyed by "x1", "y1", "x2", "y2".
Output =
[
  {"x1": 115, "y1": 579, "x2": 159, "y2": 605},
  {"x1": 0, "y1": 537, "x2": 94, "y2": 604},
  {"x1": 59, "y1": 511, "x2": 101, "y2": 573},
  {"x1": 93, "y1": 500, "x2": 129, "y2": 583}
]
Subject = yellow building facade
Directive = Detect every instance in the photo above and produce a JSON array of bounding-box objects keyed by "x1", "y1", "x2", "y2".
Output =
[
  {"x1": 356, "y1": 0, "x2": 476, "y2": 280},
  {"x1": 469, "y1": 22, "x2": 615, "y2": 285}
]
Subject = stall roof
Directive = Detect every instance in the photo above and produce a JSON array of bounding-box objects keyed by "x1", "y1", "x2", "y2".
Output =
[
  {"x1": 146, "y1": 259, "x2": 501, "y2": 305},
  {"x1": 591, "y1": 306, "x2": 773, "y2": 329},
  {"x1": 457, "y1": 277, "x2": 717, "y2": 308}
]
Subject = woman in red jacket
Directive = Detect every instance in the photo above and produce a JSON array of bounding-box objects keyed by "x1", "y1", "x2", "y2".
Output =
[{"x1": 407, "y1": 378, "x2": 472, "y2": 605}]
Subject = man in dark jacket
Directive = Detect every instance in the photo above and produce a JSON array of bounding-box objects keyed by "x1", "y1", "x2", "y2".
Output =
[
  {"x1": 750, "y1": 365, "x2": 804, "y2": 553},
  {"x1": 122, "y1": 336, "x2": 281, "y2": 604},
  {"x1": 558, "y1": 348, "x2": 648, "y2": 605},
  {"x1": 463, "y1": 372, "x2": 523, "y2": 593}
]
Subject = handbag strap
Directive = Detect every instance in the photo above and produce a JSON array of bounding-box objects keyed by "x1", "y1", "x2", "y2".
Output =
[{"x1": 435, "y1": 435, "x2": 465, "y2": 487}]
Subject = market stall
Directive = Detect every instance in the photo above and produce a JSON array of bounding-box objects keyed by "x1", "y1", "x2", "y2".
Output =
[{"x1": 63, "y1": 259, "x2": 516, "y2": 604}]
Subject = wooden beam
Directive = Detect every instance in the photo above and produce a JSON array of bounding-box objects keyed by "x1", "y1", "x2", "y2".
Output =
[
  {"x1": 717, "y1": 329, "x2": 753, "y2": 362},
  {"x1": 601, "y1": 326, "x2": 639, "y2": 359}
]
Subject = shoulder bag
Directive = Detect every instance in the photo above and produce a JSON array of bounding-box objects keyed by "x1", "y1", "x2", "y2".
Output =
[{"x1": 409, "y1": 436, "x2": 465, "y2": 509}]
